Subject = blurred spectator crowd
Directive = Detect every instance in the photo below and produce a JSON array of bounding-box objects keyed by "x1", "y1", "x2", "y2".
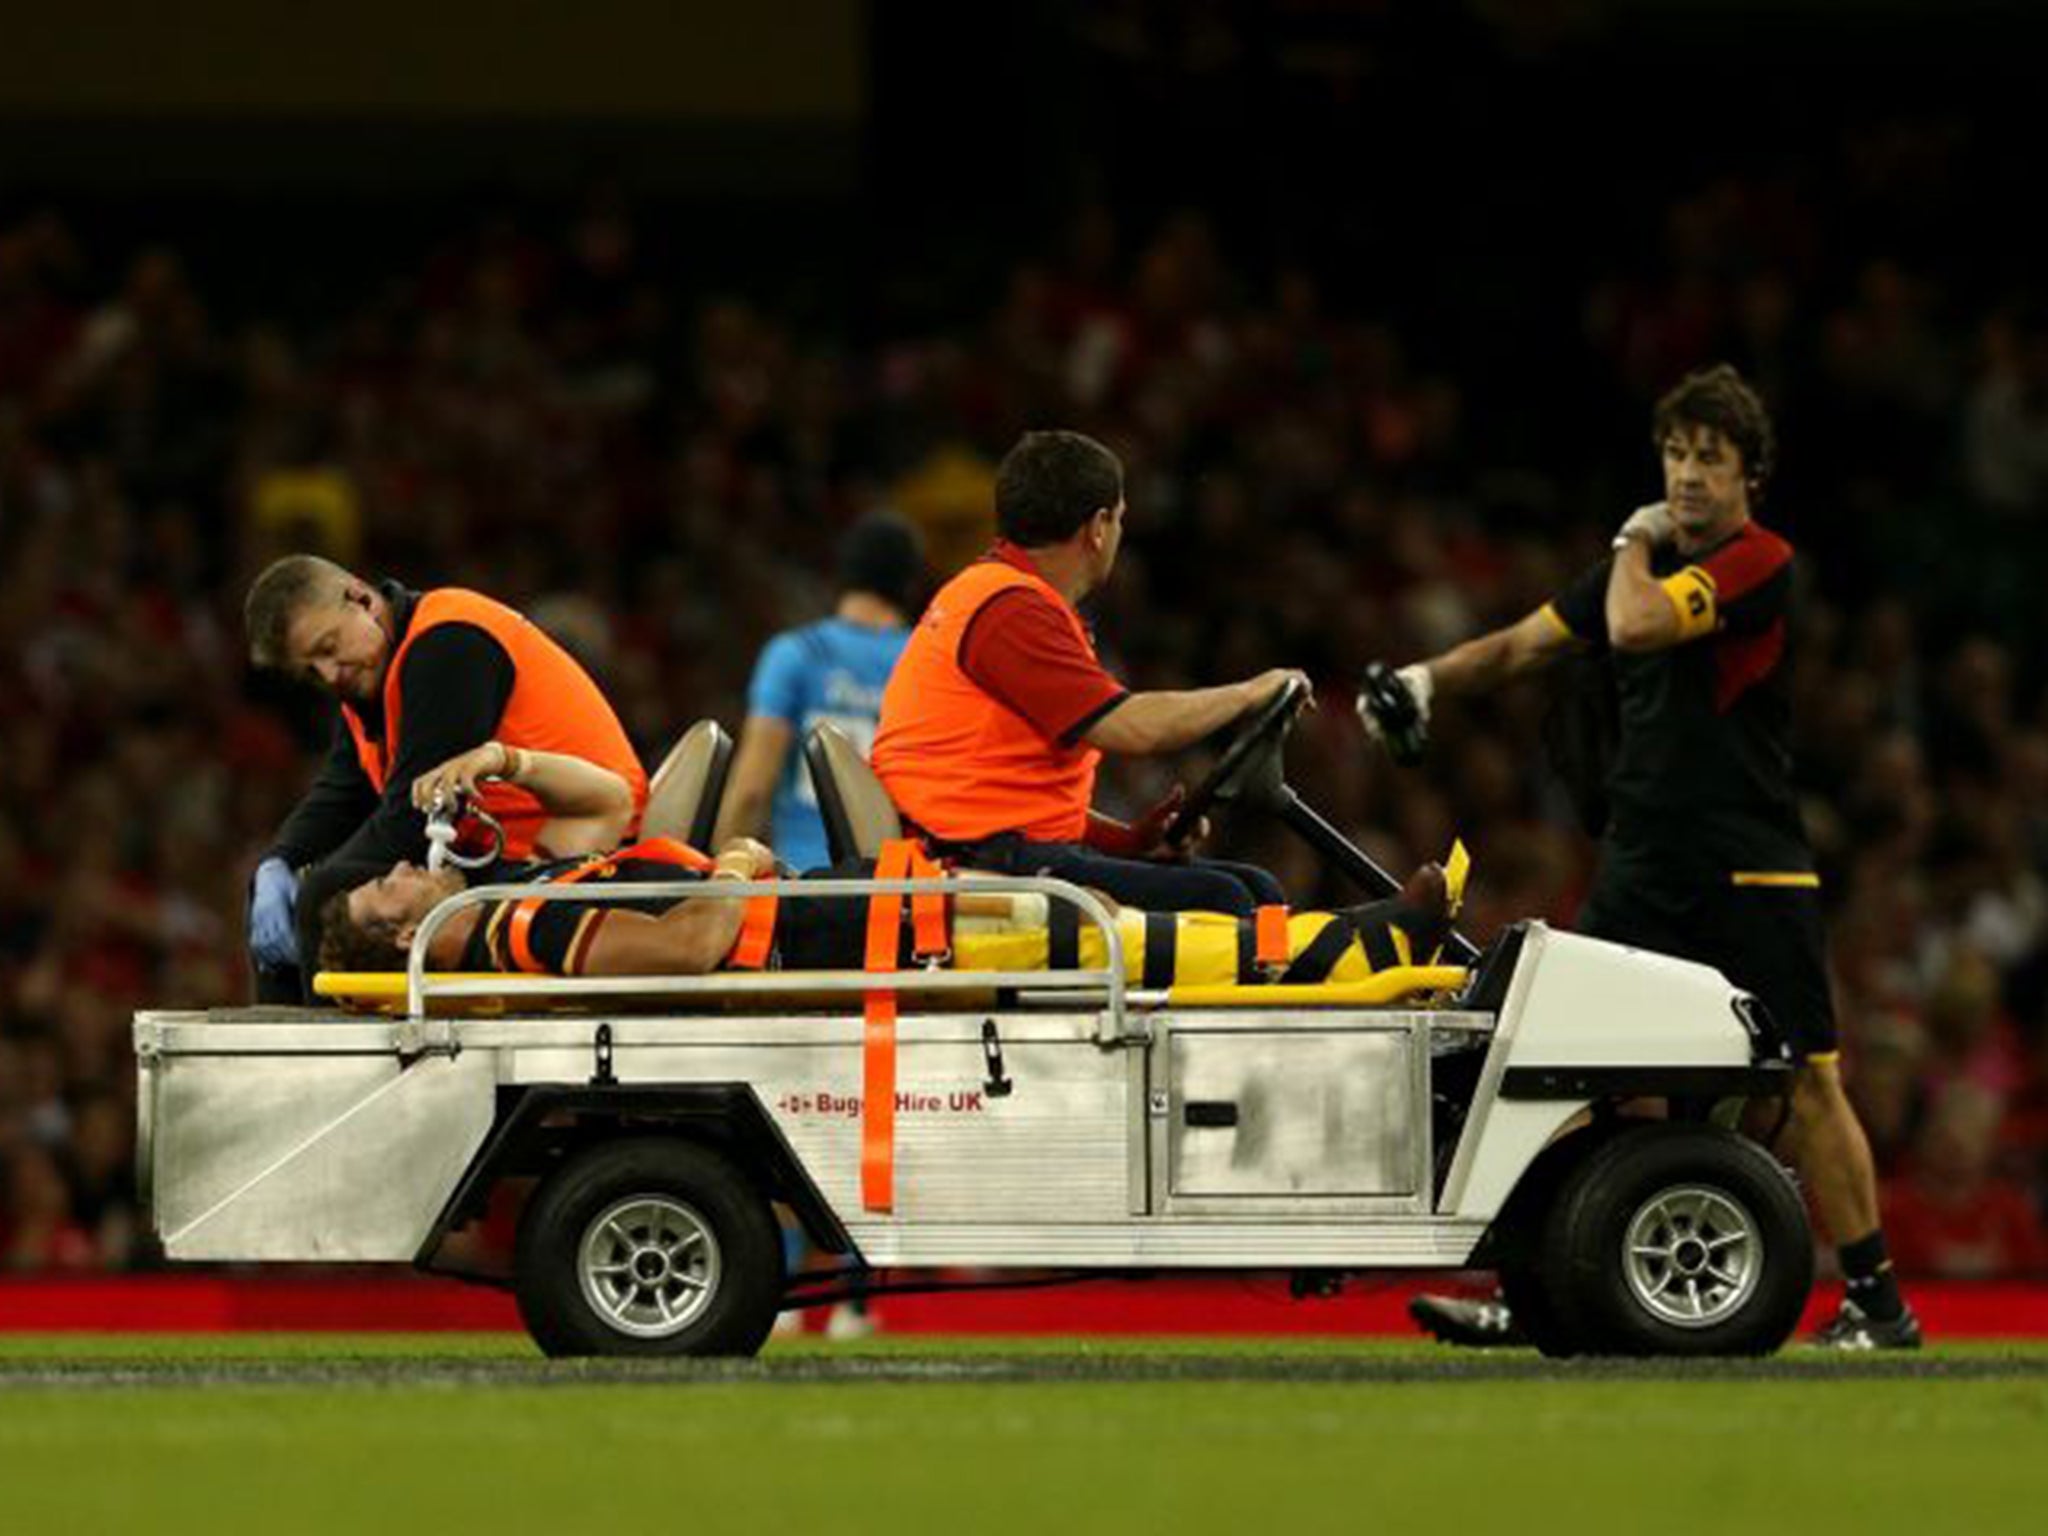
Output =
[{"x1": 4, "y1": 110, "x2": 2048, "y2": 1279}]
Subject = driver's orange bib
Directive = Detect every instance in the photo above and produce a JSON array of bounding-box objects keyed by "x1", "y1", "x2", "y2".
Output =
[{"x1": 872, "y1": 560, "x2": 1101, "y2": 844}]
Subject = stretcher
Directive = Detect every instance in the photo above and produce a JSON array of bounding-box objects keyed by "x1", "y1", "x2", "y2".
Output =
[
  {"x1": 312, "y1": 893, "x2": 1470, "y2": 1010},
  {"x1": 135, "y1": 869, "x2": 1811, "y2": 1361}
]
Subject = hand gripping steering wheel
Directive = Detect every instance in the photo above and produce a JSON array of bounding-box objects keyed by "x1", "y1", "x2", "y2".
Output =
[
  {"x1": 1147, "y1": 673, "x2": 1479, "y2": 963},
  {"x1": 1160, "y1": 677, "x2": 1312, "y2": 848}
]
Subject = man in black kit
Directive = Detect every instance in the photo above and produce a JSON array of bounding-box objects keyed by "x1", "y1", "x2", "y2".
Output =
[{"x1": 1361, "y1": 365, "x2": 1920, "y2": 1350}]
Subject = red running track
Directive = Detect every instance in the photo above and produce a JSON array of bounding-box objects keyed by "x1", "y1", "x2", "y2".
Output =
[{"x1": 3, "y1": 1274, "x2": 2045, "y2": 1337}]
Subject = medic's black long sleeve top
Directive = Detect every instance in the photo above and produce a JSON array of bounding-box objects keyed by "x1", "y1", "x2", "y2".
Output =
[{"x1": 266, "y1": 583, "x2": 515, "y2": 875}]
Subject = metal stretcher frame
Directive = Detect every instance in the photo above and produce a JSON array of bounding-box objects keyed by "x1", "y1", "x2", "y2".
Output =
[{"x1": 395, "y1": 874, "x2": 1135, "y2": 1051}]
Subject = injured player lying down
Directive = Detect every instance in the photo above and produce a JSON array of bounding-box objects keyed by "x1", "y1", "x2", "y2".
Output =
[{"x1": 314, "y1": 741, "x2": 1456, "y2": 987}]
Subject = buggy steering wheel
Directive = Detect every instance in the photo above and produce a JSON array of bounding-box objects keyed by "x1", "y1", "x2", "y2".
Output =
[{"x1": 1161, "y1": 677, "x2": 1311, "y2": 848}]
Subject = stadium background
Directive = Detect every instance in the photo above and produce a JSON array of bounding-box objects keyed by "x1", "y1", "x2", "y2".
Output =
[{"x1": 2, "y1": 0, "x2": 2046, "y2": 1290}]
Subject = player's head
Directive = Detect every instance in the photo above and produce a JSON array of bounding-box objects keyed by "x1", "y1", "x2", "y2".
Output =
[
  {"x1": 318, "y1": 861, "x2": 466, "y2": 972},
  {"x1": 1653, "y1": 365, "x2": 1774, "y2": 540},
  {"x1": 245, "y1": 554, "x2": 393, "y2": 703},
  {"x1": 995, "y1": 430, "x2": 1126, "y2": 582},
  {"x1": 837, "y1": 512, "x2": 926, "y2": 616}
]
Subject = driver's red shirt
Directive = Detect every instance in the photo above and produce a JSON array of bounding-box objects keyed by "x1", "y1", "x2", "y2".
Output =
[{"x1": 957, "y1": 542, "x2": 1128, "y2": 746}]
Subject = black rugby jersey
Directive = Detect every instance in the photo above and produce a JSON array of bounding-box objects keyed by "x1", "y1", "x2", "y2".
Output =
[
  {"x1": 459, "y1": 855, "x2": 706, "y2": 975},
  {"x1": 456, "y1": 853, "x2": 878, "y2": 975},
  {"x1": 1549, "y1": 520, "x2": 1812, "y2": 891}
]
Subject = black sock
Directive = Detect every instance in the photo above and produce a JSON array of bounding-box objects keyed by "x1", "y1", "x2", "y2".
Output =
[{"x1": 1839, "y1": 1231, "x2": 1905, "y2": 1322}]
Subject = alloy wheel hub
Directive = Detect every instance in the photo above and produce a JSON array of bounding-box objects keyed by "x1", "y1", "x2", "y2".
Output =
[
  {"x1": 1620, "y1": 1183, "x2": 1761, "y2": 1330},
  {"x1": 577, "y1": 1195, "x2": 722, "y2": 1339}
]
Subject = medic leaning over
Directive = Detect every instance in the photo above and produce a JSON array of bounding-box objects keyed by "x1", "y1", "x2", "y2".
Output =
[{"x1": 241, "y1": 554, "x2": 647, "y2": 998}]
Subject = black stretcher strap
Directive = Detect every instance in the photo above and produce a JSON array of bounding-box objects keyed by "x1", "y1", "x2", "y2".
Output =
[
  {"x1": 1352, "y1": 908, "x2": 1403, "y2": 972},
  {"x1": 1279, "y1": 913, "x2": 1359, "y2": 984},
  {"x1": 1142, "y1": 911, "x2": 1178, "y2": 989},
  {"x1": 1047, "y1": 900, "x2": 1081, "y2": 971}
]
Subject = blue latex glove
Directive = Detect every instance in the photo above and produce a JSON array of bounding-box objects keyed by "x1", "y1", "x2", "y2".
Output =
[{"x1": 249, "y1": 856, "x2": 301, "y2": 969}]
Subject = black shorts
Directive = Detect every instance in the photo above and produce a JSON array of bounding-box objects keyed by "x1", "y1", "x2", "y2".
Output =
[
  {"x1": 774, "y1": 861, "x2": 878, "y2": 970},
  {"x1": 1577, "y1": 871, "x2": 1837, "y2": 1059}
]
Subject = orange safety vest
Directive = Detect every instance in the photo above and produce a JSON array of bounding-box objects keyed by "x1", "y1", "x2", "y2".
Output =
[
  {"x1": 871, "y1": 559, "x2": 1101, "y2": 844},
  {"x1": 341, "y1": 588, "x2": 648, "y2": 861}
]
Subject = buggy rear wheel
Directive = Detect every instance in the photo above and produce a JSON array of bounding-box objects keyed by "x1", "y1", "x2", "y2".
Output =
[{"x1": 515, "y1": 1137, "x2": 783, "y2": 1358}]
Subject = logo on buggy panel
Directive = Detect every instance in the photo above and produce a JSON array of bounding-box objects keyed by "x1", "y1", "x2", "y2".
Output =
[{"x1": 776, "y1": 1089, "x2": 991, "y2": 1117}]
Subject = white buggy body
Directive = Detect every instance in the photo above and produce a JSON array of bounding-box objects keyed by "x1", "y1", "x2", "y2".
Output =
[{"x1": 134, "y1": 873, "x2": 1812, "y2": 1358}]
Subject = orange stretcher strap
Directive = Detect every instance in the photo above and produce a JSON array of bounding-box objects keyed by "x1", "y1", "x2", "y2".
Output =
[
  {"x1": 727, "y1": 892, "x2": 779, "y2": 970},
  {"x1": 906, "y1": 844, "x2": 948, "y2": 961},
  {"x1": 861, "y1": 990, "x2": 898, "y2": 1213},
  {"x1": 505, "y1": 900, "x2": 548, "y2": 974},
  {"x1": 859, "y1": 838, "x2": 954, "y2": 1210},
  {"x1": 614, "y1": 836, "x2": 717, "y2": 873},
  {"x1": 860, "y1": 839, "x2": 920, "y2": 1212},
  {"x1": 1255, "y1": 904, "x2": 1291, "y2": 974},
  {"x1": 506, "y1": 854, "x2": 612, "y2": 973}
]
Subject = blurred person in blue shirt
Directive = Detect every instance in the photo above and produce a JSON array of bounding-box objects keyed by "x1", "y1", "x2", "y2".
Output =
[
  {"x1": 715, "y1": 513, "x2": 925, "y2": 870},
  {"x1": 718, "y1": 510, "x2": 923, "y2": 1343}
]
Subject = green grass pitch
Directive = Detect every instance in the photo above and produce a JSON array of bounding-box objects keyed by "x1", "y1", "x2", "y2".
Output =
[{"x1": 2, "y1": 1335, "x2": 2045, "y2": 1536}]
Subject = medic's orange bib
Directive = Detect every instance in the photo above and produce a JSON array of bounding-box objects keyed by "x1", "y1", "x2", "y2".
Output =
[{"x1": 342, "y1": 588, "x2": 647, "y2": 860}]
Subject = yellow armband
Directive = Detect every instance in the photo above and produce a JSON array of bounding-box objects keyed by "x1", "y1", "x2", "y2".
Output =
[{"x1": 1659, "y1": 566, "x2": 1719, "y2": 639}]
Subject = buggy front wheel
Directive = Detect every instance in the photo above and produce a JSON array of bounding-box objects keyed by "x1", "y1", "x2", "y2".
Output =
[
  {"x1": 514, "y1": 1137, "x2": 784, "y2": 1358},
  {"x1": 1542, "y1": 1124, "x2": 1812, "y2": 1357}
]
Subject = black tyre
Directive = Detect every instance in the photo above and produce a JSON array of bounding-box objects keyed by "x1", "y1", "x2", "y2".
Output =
[
  {"x1": 1542, "y1": 1124, "x2": 1812, "y2": 1357},
  {"x1": 1486, "y1": 1125, "x2": 1624, "y2": 1358},
  {"x1": 515, "y1": 1137, "x2": 784, "y2": 1359}
]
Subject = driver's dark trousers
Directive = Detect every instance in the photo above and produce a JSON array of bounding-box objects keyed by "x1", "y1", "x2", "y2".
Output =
[{"x1": 928, "y1": 832, "x2": 1285, "y2": 916}]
